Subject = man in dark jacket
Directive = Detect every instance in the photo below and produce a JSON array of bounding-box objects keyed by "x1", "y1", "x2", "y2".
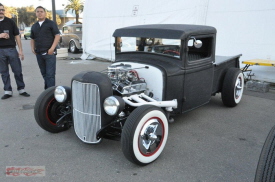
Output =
[
  {"x1": 30, "y1": 6, "x2": 60, "y2": 90},
  {"x1": 0, "y1": 3, "x2": 30, "y2": 99}
]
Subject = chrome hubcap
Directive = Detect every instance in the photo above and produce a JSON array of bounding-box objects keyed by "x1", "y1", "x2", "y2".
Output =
[
  {"x1": 70, "y1": 42, "x2": 75, "y2": 52},
  {"x1": 139, "y1": 118, "x2": 163, "y2": 155},
  {"x1": 235, "y1": 76, "x2": 243, "y2": 99}
]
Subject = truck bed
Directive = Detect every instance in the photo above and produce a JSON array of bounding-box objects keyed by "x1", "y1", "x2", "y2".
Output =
[
  {"x1": 212, "y1": 54, "x2": 242, "y2": 94},
  {"x1": 215, "y1": 54, "x2": 242, "y2": 66}
]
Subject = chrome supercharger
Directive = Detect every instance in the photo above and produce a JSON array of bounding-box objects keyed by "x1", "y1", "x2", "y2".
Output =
[{"x1": 106, "y1": 64, "x2": 147, "y2": 95}]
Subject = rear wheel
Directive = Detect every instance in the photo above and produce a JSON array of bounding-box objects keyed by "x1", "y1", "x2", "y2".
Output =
[
  {"x1": 34, "y1": 86, "x2": 71, "y2": 133},
  {"x1": 255, "y1": 125, "x2": 275, "y2": 182},
  {"x1": 121, "y1": 105, "x2": 168, "y2": 165},
  {"x1": 221, "y1": 68, "x2": 244, "y2": 107},
  {"x1": 69, "y1": 41, "x2": 79, "y2": 53}
]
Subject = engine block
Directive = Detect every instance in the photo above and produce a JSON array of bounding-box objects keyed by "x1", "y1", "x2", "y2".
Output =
[{"x1": 106, "y1": 64, "x2": 147, "y2": 95}]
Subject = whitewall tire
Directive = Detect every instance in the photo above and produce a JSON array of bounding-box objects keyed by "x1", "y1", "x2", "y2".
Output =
[
  {"x1": 121, "y1": 105, "x2": 168, "y2": 165},
  {"x1": 222, "y1": 68, "x2": 244, "y2": 107}
]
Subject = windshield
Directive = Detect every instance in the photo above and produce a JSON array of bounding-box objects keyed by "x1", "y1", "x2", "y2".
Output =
[{"x1": 116, "y1": 37, "x2": 181, "y2": 58}]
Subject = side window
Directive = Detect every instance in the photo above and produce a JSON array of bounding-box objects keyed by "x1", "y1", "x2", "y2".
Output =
[
  {"x1": 63, "y1": 27, "x2": 68, "y2": 34},
  {"x1": 187, "y1": 37, "x2": 213, "y2": 62},
  {"x1": 75, "y1": 27, "x2": 82, "y2": 32}
]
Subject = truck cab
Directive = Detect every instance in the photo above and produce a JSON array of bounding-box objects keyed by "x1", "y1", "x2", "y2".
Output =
[{"x1": 113, "y1": 24, "x2": 239, "y2": 113}]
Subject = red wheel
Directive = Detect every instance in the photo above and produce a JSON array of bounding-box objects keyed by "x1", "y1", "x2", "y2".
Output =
[
  {"x1": 121, "y1": 105, "x2": 168, "y2": 165},
  {"x1": 34, "y1": 87, "x2": 71, "y2": 133}
]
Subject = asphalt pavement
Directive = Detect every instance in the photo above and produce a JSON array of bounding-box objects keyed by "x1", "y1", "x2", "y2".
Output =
[{"x1": 0, "y1": 39, "x2": 274, "y2": 182}]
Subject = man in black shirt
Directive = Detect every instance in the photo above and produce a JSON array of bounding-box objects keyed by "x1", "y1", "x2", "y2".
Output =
[
  {"x1": 0, "y1": 3, "x2": 30, "y2": 99},
  {"x1": 30, "y1": 6, "x2": 60, "y2": 90}
]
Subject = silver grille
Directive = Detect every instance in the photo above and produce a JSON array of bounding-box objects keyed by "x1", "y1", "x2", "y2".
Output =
[{"x1": 72, "y1": 80, "x2": 101, "y2": 144}]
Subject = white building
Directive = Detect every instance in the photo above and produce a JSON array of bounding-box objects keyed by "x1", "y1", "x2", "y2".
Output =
[{"x1": 82, "y1": 0, "x2": 275, "y2": 83}]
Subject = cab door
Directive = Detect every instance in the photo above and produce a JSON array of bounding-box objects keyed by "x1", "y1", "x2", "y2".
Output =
[{"x1": 182, "y1": 35, "x2": 216, "y2": 113}]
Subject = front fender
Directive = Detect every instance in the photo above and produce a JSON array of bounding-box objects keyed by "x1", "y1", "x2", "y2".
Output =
[{"x1": 70, "y1": 38, "x2": 82, "y2": 49}]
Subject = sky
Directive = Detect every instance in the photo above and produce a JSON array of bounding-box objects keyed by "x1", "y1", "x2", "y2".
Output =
[{"x1": 1, "y1": 0, "x2": 70, "y2": 10}]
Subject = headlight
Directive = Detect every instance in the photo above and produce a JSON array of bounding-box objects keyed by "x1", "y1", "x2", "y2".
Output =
[
  {"x1": 104, "y1": 96, "x2": 124, "y2": 116},
  {"x1": 54, "y1": 86, "x2": 67, "y2": 103}
]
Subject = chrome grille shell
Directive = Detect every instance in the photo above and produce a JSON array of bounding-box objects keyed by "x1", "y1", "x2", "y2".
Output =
[{"x1": 72, "y1": 80, "x2": 101, "y2": 144}]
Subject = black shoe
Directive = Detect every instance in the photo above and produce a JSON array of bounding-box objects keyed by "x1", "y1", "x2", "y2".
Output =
[
  {"x1": 1, "y1": 94, "x2": 12, "y2": 100},
  {"x1": 19, "y1": 92, "x2": 30, "y2": 97}
]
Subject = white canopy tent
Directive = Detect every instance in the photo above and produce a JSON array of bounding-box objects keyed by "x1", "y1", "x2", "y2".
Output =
[{"x1": 82, "y1": 0, "x2": 275, "y2": 82}]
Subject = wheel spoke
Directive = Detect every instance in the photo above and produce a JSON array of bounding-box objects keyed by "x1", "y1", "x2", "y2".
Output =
[
  {"x1": 139, "y1": 118, "x2": 163, "y2": 154},
  {"x1": 235, "y1": 76, "x2": 243, "y2": 98},
  {"x1": 236, "y1": 85, "x2": 242, "y2": 90}
]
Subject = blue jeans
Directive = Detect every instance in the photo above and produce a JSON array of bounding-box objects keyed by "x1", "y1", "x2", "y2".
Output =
[
  {"x1": 0, "y1": 48, "x2": 25, "y2": 93},
  {"x1": 36, "y1": 54, "x2": 56, "y2": 90}
]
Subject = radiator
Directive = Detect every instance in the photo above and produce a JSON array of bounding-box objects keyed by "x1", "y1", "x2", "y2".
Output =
[{"x1": 72, "y1": 80, "x2": 102, "y2": 144}]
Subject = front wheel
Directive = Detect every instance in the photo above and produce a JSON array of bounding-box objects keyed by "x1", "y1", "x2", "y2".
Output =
[
  {"x1": 34, "y1": 86, "x2": 71, "y2": 133},
  {"x1": 121, "y1": 105, "x2": 168, "y2": 166},
  {"x1": 221, "y1": 68, "x2": 244, "y2": 107},
  {"x1": 69, "y1": 41, "x2": 79, "y2": 53}
]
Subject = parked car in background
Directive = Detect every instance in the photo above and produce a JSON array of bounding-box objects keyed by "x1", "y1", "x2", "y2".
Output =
[
  {"x1": 23, "y1": 27, "x2": 31, "y2": 40},
  {"x1": 59, "y1": 24, "x2": 82, "y2": 53}
]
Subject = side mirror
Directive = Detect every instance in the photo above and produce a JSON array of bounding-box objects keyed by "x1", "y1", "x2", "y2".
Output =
[
  {"x1": 189, "y1": 37, "x2": 203, "y2": 48},
  {"x1": 194, "y1": 40, "x2": 202, "y2": 48}
]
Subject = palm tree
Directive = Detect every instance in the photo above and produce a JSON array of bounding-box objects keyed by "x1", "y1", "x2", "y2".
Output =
[{"x1": 64, "y1": 0, "x2": 84, "y2": 24}]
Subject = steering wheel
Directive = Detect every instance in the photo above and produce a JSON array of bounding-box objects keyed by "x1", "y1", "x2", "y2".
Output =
[{"x1": 162, "y1": 50, "x2": 180, "y2": 56}]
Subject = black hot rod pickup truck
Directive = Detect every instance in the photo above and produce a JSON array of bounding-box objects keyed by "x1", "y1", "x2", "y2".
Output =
[{"x1": 34, "y1": 24, "x2": 244, "y2": 165}]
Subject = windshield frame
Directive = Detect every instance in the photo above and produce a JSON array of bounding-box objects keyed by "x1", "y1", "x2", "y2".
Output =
[{"x1": 115, "y1": 36, "x2": 182, "y2": 59}]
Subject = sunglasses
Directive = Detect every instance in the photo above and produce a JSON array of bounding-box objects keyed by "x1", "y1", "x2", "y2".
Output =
[{"x1": 0, "y1": 9, "x2": 5, "y2": 12}]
